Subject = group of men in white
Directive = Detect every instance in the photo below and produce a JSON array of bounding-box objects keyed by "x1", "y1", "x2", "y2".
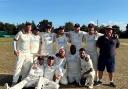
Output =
[{"x1": 5, "y1": 22, "x2": 117, "y2": 89}]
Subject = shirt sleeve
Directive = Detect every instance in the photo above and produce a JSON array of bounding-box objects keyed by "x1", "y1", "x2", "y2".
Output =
[
  {"x1": 116, "y1": 38, "x2": 120, "y2": 48},
  {"x1": 14, "y1": 31, "x2": 22, "y2": 41},
  {"x1": 87, "y1": 55, "x2": 94, "y2": 70}
]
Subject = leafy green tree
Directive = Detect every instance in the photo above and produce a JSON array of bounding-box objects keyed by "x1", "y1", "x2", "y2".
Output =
[
  {"x1": 64, "y1": 22, "x2": 74, "y2": 32},
  {"x1": 0, "y1": 22, "x2": 4, "y2": 31},
  {"x1": 38, "y1": 20, "x2": 52, "y2": 32},
  {"x1": 81, "y1": 24, "x2": 88, "y2": 32}
]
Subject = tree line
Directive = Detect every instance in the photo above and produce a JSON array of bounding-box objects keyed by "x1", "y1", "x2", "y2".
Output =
[{"x1": 0, "y1": 19, "x2": 128, "y2": 38}]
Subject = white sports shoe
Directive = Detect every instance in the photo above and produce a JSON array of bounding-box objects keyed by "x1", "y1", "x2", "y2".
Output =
[
  {"x1": 88, "y1": 85, "x2": 93, "y2": 89},
  {"x1": 5, "y1": 83, "x2": 10, "y2": 89}
]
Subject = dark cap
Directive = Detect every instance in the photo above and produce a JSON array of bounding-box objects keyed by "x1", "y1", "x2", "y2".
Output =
[
  {"x1": 33, "y1": 27, "x2": 40, "y2": 31},
  {"x1": 74, "y1": 23, "x2": 80, "y2": 27},
  {"x1": 58, "y1": 26, "x2": 65, "y2": 30},
  {"x1": 46, "y1": 24, "x2": 52, "y2": 29},
  {"x1": 88, "y1": 23, "x2": 95, "y2": 28}
]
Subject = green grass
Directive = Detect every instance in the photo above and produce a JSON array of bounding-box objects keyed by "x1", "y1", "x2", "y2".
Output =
[{"x1": 0, "y1": 38, "x2": 128, "y2": 89}]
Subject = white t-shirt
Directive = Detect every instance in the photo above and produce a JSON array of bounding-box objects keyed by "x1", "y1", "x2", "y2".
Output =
[
  {"x1": 54, "y1": 34, "x2": 68, "y2": 51},
  {"x1": 55, "y1": 56, "x2": 67, "y2": 76},
  {"x1": 44, "y1": 65, "x2": 57, "y2": 81},
  {"x1": 69, "y1": 31, "x2": 87, "y2": 51},
  {"x1": 67, "y1": 54, "x2": 80, "y2": 74},
  {"x1": 14, "y1": 31, "x2": 31, "y2": 53},
  {"x1": 29, "y1": 63, "x2": 44, "y2": 77},
  {"x1": 80, "y1": 55, "x2": 94, "y2": 74},
  {"x1": 41, "y1": 32, "x2": 55, "y2": 55},
  {"x1": 30, "y1": 34, "x2": 41, "y2": 54},
  {"x1": 84, "y1": 33, "x2": 103, "y2": 51}
]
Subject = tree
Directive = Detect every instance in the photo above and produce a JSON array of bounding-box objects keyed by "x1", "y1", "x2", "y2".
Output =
[
  {"x1": 81, "y1": 24, "x2": 88, "y2": 32},
  {"x1": 112, "y1": 25, "x2": 121, "y2": 34},
  {"x1": 4, "y1": 23, "x2": 16, "y2": 35},
  {"x1": 38, "y1": 20, "x2": 52, "y2": 32},
  {"x1": 64, "y1": 22, "x2": 74, "y2": 32},
  {"x1": 0, "y1": 22, "x2": 4, "y2": 31}
]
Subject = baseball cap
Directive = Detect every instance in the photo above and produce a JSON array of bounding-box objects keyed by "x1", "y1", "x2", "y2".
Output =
[
  {"x1": 46, "y1": 24, "x2": 52, "y2": 29},
  {"x1": 88, "y1": 23, "x2": 95, "y2": 28},
  {"x1": 58, "y1": 26, "x2": 65, "y2": 30},
  {"x1": 74, "y1": 23, "x2": 80, "y2": 27}
]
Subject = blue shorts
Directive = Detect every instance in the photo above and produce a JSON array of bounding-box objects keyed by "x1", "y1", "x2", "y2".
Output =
[{"x1": 98, "y1": 55, "x2": 115, "y2": 73}]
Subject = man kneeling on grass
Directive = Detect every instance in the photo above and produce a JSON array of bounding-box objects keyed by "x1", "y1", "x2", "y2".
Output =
[
  {"x1": 79, "y1": 48, "x2": 95, "y2": 89},
  {"x1": 5, "y1": 56, "x2": 59, "y2": 89}
]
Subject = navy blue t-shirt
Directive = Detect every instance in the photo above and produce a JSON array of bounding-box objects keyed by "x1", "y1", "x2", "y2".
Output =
[{"x1": 96, "y1": 35, "x2": 120, "y2": 58}]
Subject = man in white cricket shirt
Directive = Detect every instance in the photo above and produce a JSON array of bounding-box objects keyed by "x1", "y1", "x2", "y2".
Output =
[
  {"x1": 68, "y1": 23, "x2": 87, "y2": 54},
  {"x1": 79, "y1": 48, "x2": 95, "y2": 89},
  {"x1": 30, "y1": 28, "x2": 41, "y2": 61},
  {"x1": 67, "y1": 45, "x2": 81, "y2": 84},
  {"x1": 54, "y1": 26, "x2": 69, "y2": 53},
  {"x1": 40, "y1": 24, "x2": 55, "y2": 56},
  {"x1": 12, "y1": 22, "x2": 33, "y2": 84},
  {"x1": 84, "y1": 23, "x2": 103, "y2": 82}
]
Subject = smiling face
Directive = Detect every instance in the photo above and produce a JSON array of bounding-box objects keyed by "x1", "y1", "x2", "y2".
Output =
[
  {"x1": 70, "y1": 45, "x2": 76, "y2": 55},
  {"x1": 25, "y1": 25, "x2": 32, "y2": 32},
  {"x1": 59, "y1": 29, "x2": 65, "y2": 34},
  {"x1": 88, "y1": 27, "x2": 95, "y2": 35},
  {"x1": 59, "y1": 48, "x2": 65, "y2": 58},
  {"x1": 74, "y1": 27, "x2": 80, "y2": 33},
  {"x1": 105, "y1": 29, "x2": 113, "y2": 37},
  {"x1": 79, "y1": 50, "x2": 86, "y2": 59},
  {"x1": 47, "y1": 58, "x2": 55, "y2": 66}
]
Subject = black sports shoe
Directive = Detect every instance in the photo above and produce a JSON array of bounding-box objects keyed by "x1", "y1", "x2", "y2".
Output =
[
  {"x1": 96, "y1": 81, "x2": 102, "y2": 86},
  {"x1": 110, "y1": 82, "x2": 116, "y2": 87}
]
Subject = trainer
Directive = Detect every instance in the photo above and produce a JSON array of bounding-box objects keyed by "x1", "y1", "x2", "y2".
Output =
[{"x1": 96, "y1": 25, "x2": 120, "y2": 87}]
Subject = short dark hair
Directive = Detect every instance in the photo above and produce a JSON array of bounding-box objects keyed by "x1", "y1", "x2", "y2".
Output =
[
  {"x1": 79, "y1": 48, "x2": 86, "y2": 52},
  {"x1": 46, "y1": 24, "x2": 52, "y2": 29},
  {"x1": 25, "y1": 22, "x2": 32, "y2": 26},
  {"x1": 48, "y1": 56, "x2": 54, "y2": 60},
  {"x1": 58, "y1": 26, "x2": 65, "y2": 30}
]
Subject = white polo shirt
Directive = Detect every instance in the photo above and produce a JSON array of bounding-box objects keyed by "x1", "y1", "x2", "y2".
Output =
[
  {"x1": 41, "y1": 32, "x2": 55, "y2": 55},
  {"x1": 84, "y1": 33, "x2": 103, "y2": 51},
  {"x1": 44, "y1": 65, "x2": 57, "y2": 81},
  {"x1": 14, "y1": 31, "x2": 31, "y2": 53},
  {"x1": 67, "y1": 54, "x2": 80, "y2": 74},
  {"x1": 30, "y1": 34, "x2": 41, "y2": 54},
  {"x1": 69, "y1": 31, "x2": 87, "y2": 51},
  {"x1": 80, "y1": 55, "x2": 94, "y2": 74},
  {"x1": 55, "y1": 34, "x2": 68, "y2": 50}
]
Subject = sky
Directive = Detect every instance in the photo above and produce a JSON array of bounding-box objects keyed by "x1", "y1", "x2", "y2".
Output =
[{"x1": 0, "y1": 0, "x2": 128, "y2": 30}]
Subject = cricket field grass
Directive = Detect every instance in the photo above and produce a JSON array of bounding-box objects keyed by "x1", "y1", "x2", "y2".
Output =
[{"x1": 0, "y1": 38, "x2": 128, "y2": 89}]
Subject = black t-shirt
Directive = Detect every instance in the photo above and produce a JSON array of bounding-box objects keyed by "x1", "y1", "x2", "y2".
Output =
[{"x1": 96, "y1": 35, "x2": 120, "y2": 58}]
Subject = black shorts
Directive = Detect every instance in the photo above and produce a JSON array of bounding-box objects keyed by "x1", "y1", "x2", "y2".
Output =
[{"x1": 98, "y1": 55, "x2": 115, "y2": 73}]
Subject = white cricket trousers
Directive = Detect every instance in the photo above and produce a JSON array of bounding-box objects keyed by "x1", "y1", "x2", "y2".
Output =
[
  {"x1": 86, "y1": 50, "x2": 98, "y2": 81},
  {"x1": 83, "y1": 71, "x2": 95, "y2": 86},
  {"x1": 36, "y1": 77, "x2": 59, "y2": 89},
  {"x1": 12, "y1": 52, "x2": 33, "y2": 83},
  {"x1": 68, "y1": 73, "x2": 81, "y2": 83}
]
